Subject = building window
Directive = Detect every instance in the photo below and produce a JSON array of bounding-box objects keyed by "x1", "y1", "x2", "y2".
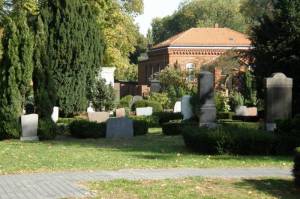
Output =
[{"x1": 186, "y1": 63, "x2": 195, "y2": 82}]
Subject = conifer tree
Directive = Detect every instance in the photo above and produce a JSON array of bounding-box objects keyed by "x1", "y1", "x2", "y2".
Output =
[{"x1": 36, "y1": 0, "x2": 104, "y2": 116}]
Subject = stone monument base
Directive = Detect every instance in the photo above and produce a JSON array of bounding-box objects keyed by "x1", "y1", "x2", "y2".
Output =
[{"x1": 21, "y1": 136, "x2": 39, "y2": 141}]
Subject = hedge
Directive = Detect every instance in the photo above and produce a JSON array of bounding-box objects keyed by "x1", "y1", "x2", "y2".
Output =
[
  {"x1": 69, "y1": 120, "x2": 106, "y2": 139},
  {"x1": 129, "y1": 115, "x2": 159, "y2": 128},
  {"x1": 217, "y1": 112, "x2": 235, "y2": 120},
  {"x1": 133, "y1": 120, "x2": 148, "y2": 136},
  {"x1": 294, "y1": 148, "x2": 300, "y2": 188},
  {"x1": 155, "y1": 112, "x2": 183, "y2": 125},
  {"x1": 38, "y1": 119, "x2": 58, "y2": 140},
  {"x1": 183, "y1": 124, "x2": 300, "y2": 155},
  {"x1": 162, "y1": 121, "x2": 183, "y2": 135},
  {"x1": 133, "y1": 100, "x2": 163, "y2": 113}
]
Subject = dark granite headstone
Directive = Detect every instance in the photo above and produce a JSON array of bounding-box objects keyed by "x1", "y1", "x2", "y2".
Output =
[
  {"x1": 198, "y1": 71, "x2": 216, "y2": 128},
  {"x1": 150, "y1": 79, "x2": 161, "y2": 93},
  {"x1": 106, "y1": 118, "x2": 134, "y2": 139},
  {"x1": 265, "y1": 73, "x2": 293, "y2": 131}
]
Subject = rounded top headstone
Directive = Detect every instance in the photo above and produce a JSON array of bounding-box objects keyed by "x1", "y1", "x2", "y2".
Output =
[{"x1": 272, "y1": 73, "x2": 287, "y2": 79}]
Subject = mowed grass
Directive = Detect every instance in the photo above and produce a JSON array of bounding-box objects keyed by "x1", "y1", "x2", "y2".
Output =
[
  {"x1": 0, "y1": 128, "x2": 292, "y2": 174},
  {"x1": 88, "y1": 177, "x2": 300, "y2": 199}
]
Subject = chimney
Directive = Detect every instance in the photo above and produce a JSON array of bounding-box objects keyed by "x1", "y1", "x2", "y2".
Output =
[{"x1": 214, "y1": 23, "x2": 219, "y2": 28}]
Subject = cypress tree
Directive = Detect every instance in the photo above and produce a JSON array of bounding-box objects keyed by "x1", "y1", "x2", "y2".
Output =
[
  {"x1": 36, "y1": 0, "x2": 104, "y2": 116},
  {"x1": 0, "y1": 11, "x2": 34, "y2": 139}
]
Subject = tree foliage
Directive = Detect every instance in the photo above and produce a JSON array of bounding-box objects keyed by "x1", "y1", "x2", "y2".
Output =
[
  {"x1": 34, "y1": 0, "x2": 104, "y2": 116},
  {"x1": 151, "y1": 0, "x2": 247, "y2": 44},
  {"x1": 251, "y1": 0, "x2": 300, "y2": 113},
  {"x1": 91, "y1": 79, "x2": 116, "y2": 111},
  {"x1": 0, "y1": 10, "x2": 34, "y2": 138}
]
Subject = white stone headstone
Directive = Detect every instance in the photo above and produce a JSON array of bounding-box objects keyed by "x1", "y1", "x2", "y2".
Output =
[
  {"x1": 174, "y1": 101, "x2": 181, "y2": 113},
  {"x1": 87, "y1": 106, "x2": 95, "y2": 113},
  {"x1": 21, "y1": 114, "x2": 39, "y2": 141},
  {"x1": 100, "y1": 67, "x2": 116, "y2": 86},
  {"x1": 136, "y1": 107, "x2": 153, "y2": 116},
  {"x1": 181, "y1": 95, "x2": 193, "y2": 120},
  {"x1": 51, "y1": 107, "x2": 59, "y2": 123},
  {"x1": 235, "y1": 106, "x2": 248, "y2": 116}
]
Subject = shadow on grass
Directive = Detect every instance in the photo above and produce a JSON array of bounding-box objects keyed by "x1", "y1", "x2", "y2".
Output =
[{"x1": 236, "y1": 178, "x2": 300, "y2": 199}]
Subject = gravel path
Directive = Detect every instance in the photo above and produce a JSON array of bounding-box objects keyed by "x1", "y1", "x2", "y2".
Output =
[{"x1": 0, "y1": 168, "x2": 292, "y2": 199}]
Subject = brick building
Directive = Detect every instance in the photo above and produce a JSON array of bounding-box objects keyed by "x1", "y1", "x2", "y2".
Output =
[{"x1": 138, "y1": 27, "x2": 252, "y2": 85}]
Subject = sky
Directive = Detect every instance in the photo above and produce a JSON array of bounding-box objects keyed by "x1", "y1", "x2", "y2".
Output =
[{"x1": 135, "y1": 0, "x2": 183, "y2": 36}]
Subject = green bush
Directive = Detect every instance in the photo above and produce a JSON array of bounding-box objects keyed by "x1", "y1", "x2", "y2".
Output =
[
  {"x1": 149, "y1": 92, "x2": 169, "y2": 109},
  {"x1": 38, "y1": 119, "x2": 58, "y2": 140},
  {"x1": 119, "y1": 95, "x2": 133, "y2": 108},
  {"x1": 293, "y1": 148, "x2": 300, "y2": 188},
  {"x1": 183, "y1": 125, "x2": 277, "y2": 155},
  {"x1": 69, "y1": 120, "x2": 106, "y2": 139},
  {"x1": 155, "y1": 112, "x2": 183, "y2": 125},
  {"x1": 276, "y1": 116, "x2": 300, "y2": 137},
  {"x1": 217, "y1": 112, "x2": 235, "y2": 120},
  {"x1": 162, "y1": 121, "x2": 184, "y2": 135},
  {"x1": 57, "y1": 118, "x2": 77, "y2": 125},
  {"x1": 133, "y1": 100, "x2": 163, "y2": 113},
  {"x1": 129, "y1": 115, "x2": 159, "y2": 128},
  {"x1": 133, "y1": 120, "x2": 148, "y2": 136}
]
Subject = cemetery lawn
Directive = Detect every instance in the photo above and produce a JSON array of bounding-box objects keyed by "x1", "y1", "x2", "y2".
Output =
[
  {"x1": 87, "y1": 177, "x2": 300, "y2": 199},
  {"x1": 0, "y1": 128, "x2": 292, "y2": 175}
]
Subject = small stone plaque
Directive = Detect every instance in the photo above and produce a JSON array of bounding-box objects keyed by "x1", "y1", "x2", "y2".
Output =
[
  {"x1": 116, "y1": 108, "x2": 126, "y2": 118},
  {"x1": 88, "y1": 112, "x2": 109, "y2": 123},
  {"x1": 106, "y1": 118, "x2": 133, "y2": 139},
  {"x1": 174, "y1": 101, "x2": 181, "y2": 113},
  {"x1": 136, "y1": 107, "x2": 153, "y2": 116}
]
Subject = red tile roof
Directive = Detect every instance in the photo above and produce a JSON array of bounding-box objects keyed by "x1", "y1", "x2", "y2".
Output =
[{"x1": 153, "y1": 28, "x2": 251, "y2": 49}]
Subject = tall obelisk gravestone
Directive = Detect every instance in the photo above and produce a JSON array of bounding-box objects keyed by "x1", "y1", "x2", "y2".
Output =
[
  {"x1": 265, "y1": 73, "x2": 293, "y2": 131},
  {"x1": 198, "y1": 71, "x2": 216, "y2": 128}
]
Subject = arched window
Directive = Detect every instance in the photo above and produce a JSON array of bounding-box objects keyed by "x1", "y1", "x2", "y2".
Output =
[{"x1": 186, "y1": 63, "x2": 195, "y2": 82}]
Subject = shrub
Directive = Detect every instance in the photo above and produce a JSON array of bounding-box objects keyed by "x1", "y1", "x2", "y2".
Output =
[
  {"x1": 155, "y1": 112, "x2": 183, "y2": 125},
  {"x1": 133, "y1": 100, "x2": 163, "y2": 113},
  {"x1": 183, "y1": 125, "x2": 276, "y2": 155},
  {"x1": 119, "y1": 95, "x2": 133, "y2": 108},
  {"x1": 215, "y1": 92, "x2": 231, "y2": 112},
  {"x1": 129, "y1": 115, "x2": 159, "y2": 128},
  {"x1": 294, "y1": 148, "x2": 300, "y2": 188},
  {"x1": 149, "y1": 92, "x2": 169, "y2": 109},
  {"x1": 69, "y1": 120, "x2": 106, "y2": 139},
  {"x1": 57, "y1": 118, "x2": 77, "y2": 125},
  {"x1": 276, "y1": 116, "x2": 300, "y2": 137},
  {"x1": 217, "y1": 112, "x2": 235, "y2": 120},
  {"x1": 133, "y1": 120, "x2": 148, "y2": 136},
  {"x1": 38, "y1": 119, "x2": 58, "y2": 140},
  {"x1": 162, "y1": 121, "x2": 183, "y2": 135}
]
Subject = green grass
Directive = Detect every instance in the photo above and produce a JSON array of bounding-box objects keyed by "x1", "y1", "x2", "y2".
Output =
[
  {"x1": 0, "y1": 128, "x2": 293, "y2": 174},
  {"x1": 88, "y1": 177, "x2": 300, "y2": 199}
]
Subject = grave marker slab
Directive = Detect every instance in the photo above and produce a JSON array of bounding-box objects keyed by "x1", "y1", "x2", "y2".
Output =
[
  {"x1": 116, "y1": 108, "x2": 126, "y2": 118},
  {"x1": 106, "y1": 118, "x2": 133, "y2": 139},
  {"x1": 181, "y1": 96, "x2": 193, "y2": 120},
  {"x1": 136, "y1": 107, "x2": 153, "y2": 116},
  {"x1": 88, "y1": 112, "x2": 109, "y2": 123},
  {"x1": 21, "y1": 114, "x2": 39, "y2": 141}
]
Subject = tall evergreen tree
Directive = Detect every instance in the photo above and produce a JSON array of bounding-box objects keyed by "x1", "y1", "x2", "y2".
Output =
[
  {"x1": 0, "y1": 10, "x2": 34, "y2": 138},
  {"x1": 35, "y1": 0, "x2": 104, "y2": 116}
]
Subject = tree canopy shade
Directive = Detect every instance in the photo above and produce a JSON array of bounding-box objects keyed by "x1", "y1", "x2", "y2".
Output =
[
  {"x1": 34, "y1": 0, "x2": 104, "y2": 116},
  {"x1": 251, "y1": 0, "x2": 300, "y2": 113},
  {"x1": 151, "y1": 0, "x2": 247, "y2": 44}
]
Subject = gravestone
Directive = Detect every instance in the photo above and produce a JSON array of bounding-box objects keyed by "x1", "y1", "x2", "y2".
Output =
[
  {"x1": 51, "y1": 107, "x2": 59, "y2": 123},
  {"x1": 106, "y1": 118, "x2": 134, "y2": 139},
  {"x1": 130, "y1": 95, "x2": 143, "y2": 109},
  {"x1": 136, "y1": 107, "x2": 153, "y2": 116},
  {"x1": 21, "y1": 114, "x2": 39, "y2": 141},
  {"x1": 150, "y1": 79, "x2": 161, "y2": 93},
  {"x1": 181, "y1": 96, "x2": 193, "y2": 120},
  {"x1": 88, "y1": 112, "x2": 109, "y2": 123},
  {"x1": 265, "y1": 73, "x2": 293, "y2": 131},
  {"x1": 198, "y1": 71, "x2": 216, "y2": 128},
  {"x1": 174, "y1": 101, "x2": 181, "y2": 113},
  {"x1": 116, "y1": 108, "x2": 126, "y2": 118},
  {"x1": 235, "y1": 106, "x2": 248, "y2": 116}
]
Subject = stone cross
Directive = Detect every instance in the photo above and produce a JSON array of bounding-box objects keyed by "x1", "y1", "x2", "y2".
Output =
[
  {"x1": 198, "y1": 71, "x2": 216, "y2": 128},
  {"x1": 264, "y1": 73, "x2": 293, "y2": 131}
]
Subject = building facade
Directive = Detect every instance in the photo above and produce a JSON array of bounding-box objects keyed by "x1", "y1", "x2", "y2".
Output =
[{"x1": 138, "y1": 27, "x2": 252, "y2": 85}]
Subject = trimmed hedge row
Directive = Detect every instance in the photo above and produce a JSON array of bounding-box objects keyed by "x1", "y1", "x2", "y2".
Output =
[
  {"x1": 294, "y1": 148, "x2": 300, "y2": 188},
  {"x1": 133, "y1": 100, "x2": 163, "y2": 113},
  {"x1": 183, "y1": 124, "x2": 300, "y2": 155},
  {"x1": 155, "y1": 112, "x2": 183, "y2": 125},
  {"x1": 162, "y1": 121, "x2": 183, "y2": 135}
]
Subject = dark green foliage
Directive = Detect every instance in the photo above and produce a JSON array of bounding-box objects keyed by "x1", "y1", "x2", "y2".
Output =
[
  {"x1": 275, "y1": 116, "x2": 300, "y2": 137},
  {"x1": 0, "y1": 11, "x2": 34, "y2": 139},
  {"x1": 133, "y1": 119, "x2": 148, "y2": 136},
  {"x1": 119, "y1": 95, "x2": 133, "y2": 108},
  {"x1": 91, "y1": 79, "x2": 116, "y2": 111},
  {"x1": 133, "y1": 100, "x2": 163, "y2": 113},
  {"x1": 217, "y1": 112, "x2": 235, "y2": 120},
  {"x1": 69, "y1": 120, "x2": 106, "y2": 139},
  {"x1": 155, "y1": 112, "x2": 183, "y2": 125},
  {"x1": 129, "y1": 115, "x2": 159, "y2": 128},
  {"x1": 251, "y1": 0, "x2": 300, "y2": 114},
  {"x1": 183, "y1": 122, "x2": 300, "y2": 155},
  {"x1": 293, "y1": 147, "x2": 300, "y2": 187},
  {"x1": 162, "y1": 121, "x2": 184, "y2": 136},
  {"x1": 38, "y1": 119, "x2": 57, "y2": 140},
  {"x1": 35, "y1": 0, "x2": 104, "y2": 116},
  {"x1": 57, "y1": 118, "x2": 77, "y2": 125}
]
